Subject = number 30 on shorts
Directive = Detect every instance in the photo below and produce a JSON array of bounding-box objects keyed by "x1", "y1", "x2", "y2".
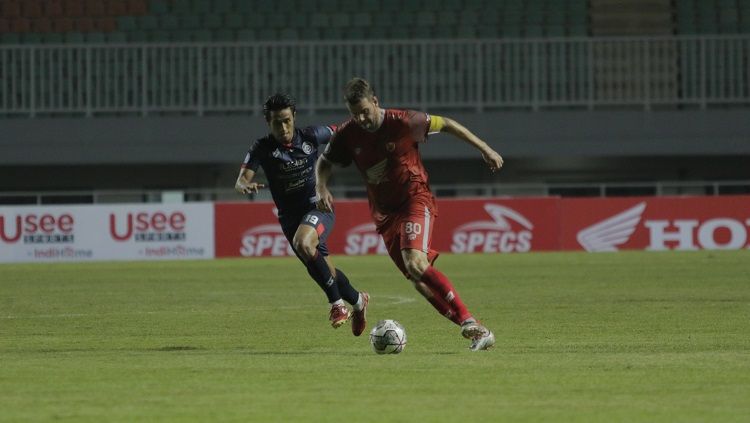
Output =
[{"x1": 404, "y1": 222, "x2": 422, "y2": 234}]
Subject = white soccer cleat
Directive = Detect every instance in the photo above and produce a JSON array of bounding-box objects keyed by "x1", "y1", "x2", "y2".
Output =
[
  {"x1": 469, "y1": 329, "x2": 495, "y2": 352},
  {"x1": 460, "y1": 321, "x2": 483, "y2": 339}
]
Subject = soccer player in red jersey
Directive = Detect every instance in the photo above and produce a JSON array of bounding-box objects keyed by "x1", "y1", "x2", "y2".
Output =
[{"x1": 315, "y1": 78, "x2": 503, "y2": 351}]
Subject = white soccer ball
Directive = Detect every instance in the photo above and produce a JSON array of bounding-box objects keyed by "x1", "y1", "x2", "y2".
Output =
[{"x1": 369, "y1": 319, "x2": 407, "y2": 354}]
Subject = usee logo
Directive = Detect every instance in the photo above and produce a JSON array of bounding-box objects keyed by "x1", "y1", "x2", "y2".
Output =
[
  {"x1": 109, "y1": 211, "x2": 186, "y2": 242},
  {"x1": 345, "y1": 222, "x2": 387, "y2": 255},
  {"x1": 0, "y1": 213, "x2": 75, "y2": 244},
  {"x1": 451, "y1": 204, "x2": 533, "y2": 253},
  {"x1": 240, "y1": 224, "x2": 294, "y2": 257},
  {"x1": 577, "y1": 202, "x2": 750, "y2": 251}
]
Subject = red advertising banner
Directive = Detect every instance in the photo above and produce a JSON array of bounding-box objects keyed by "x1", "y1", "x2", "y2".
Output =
[
  {"x1": 214, "y1": 197, "x2": 561, "y2": 257},
  {"x1": 431, "y1": 197, "x2": 561, "y2": 253},
  {"x1": 560, "y1": 195, "x2": 750, "y2": 251}
]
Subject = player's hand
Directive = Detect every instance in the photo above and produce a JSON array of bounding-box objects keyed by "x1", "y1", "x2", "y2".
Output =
[
  {"x1": 482, "y1": 150, "x2": 504, "y2": 173},
  {"x1": 235, "y1": 181, "x2": 265, "y2": 195},
  {"x1": 316, "y1": 188, "x2": 334, "y2": 212}
]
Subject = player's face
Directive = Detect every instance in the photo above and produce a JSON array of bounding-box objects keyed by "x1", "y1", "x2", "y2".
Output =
[
  {"x1": 347, "y1": 97, "x2": 381, "y2": 132},
  {"x1": 267, "y1": 108, "x2": 295, "y2": 144}
]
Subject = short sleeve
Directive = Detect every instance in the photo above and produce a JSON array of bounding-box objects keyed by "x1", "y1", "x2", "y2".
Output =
[
  {"x1": 322, "y1": 133, "x2": 352, "y2": 167},
  {"x1": 406, "y1": 110, "x2": 430, "y2": 143},
  {"x1": 240, "y1": 140, "x2": 261, "y2": 171},
  {"x1": 303, "y1": 125, "x2": 336, "y2": 146}
]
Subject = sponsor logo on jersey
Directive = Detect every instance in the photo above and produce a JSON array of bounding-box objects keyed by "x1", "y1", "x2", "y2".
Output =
[
  {"x1": 302, "y1": 142, "x2": 313, "y2": 154},
  {"x1": 345, "y1": 222, "x2": 387, "y2": 255},
  {"x1": 385, "y1": 142, "x2": 395, "y2": 152},
  {"x1": 0, "y1": 212, "x2": 75, "y2": 244},
  {"x1": 451, "y1": 203, "x2": 533, "y2": 253},
  {"x1": 240, "y1": 224, "x2": 294, "y2": 257}
]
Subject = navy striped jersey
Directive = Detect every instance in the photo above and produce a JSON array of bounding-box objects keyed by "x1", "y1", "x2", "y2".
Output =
[{"x1": 241, "y1": 125, "x2": 335, "y2": 216}]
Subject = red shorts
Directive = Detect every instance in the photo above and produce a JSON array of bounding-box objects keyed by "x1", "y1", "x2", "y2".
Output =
[{"x1": 380, "y1": 199, "x2": 440, "y2": 278}]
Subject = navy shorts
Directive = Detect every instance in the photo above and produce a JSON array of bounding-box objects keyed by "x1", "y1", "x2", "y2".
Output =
[{"x1": 279, "y1": 208, "x2": 335, "y2": 257}]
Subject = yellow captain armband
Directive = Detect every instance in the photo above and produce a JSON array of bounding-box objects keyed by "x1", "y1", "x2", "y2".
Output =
[{"x1": 428, "y1": 114, "x2": 446, "y2": 133}]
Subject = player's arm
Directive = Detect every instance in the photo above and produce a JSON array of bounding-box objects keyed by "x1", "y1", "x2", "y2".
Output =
[
  {"x1": 314, "y1": 156, "x2": 335, "y2": 212},
  {"x1": 433, "y1": 115, "x2": 504, "y2": 173},
  {"x1": 235, "y1": 167, "x2": 265, "y2": 194}
]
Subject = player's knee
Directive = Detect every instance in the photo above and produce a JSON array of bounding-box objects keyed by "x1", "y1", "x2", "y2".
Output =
[
  {"x1": 292, "y1": 233, "x2": 317, "y2": 261},
  {"x1": 404, "y1": 258, "x2": 428, "y2": 280}
]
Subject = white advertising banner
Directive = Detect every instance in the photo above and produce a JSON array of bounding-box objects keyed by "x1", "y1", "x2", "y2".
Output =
[{"x1": 0, "y1": 203, "x2": 214, "y2": 263}]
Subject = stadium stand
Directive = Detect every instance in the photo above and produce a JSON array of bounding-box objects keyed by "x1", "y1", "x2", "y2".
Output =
[{"x1": 0, "y1": 0, "x2": 592, "y2": 43}]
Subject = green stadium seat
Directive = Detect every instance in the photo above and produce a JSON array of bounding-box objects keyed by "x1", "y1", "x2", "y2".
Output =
[
  {"x1": 159, "y1": 15, "x2": 179, "y2": 30},
  {"x1": 224, "y1": 14, "x2": 243, "y2": 29},
  {"x1": 279, "y1": 28, "x2": 299, "y2": 40},
  {"x1": 204, "y1": 14, "x2": 223, "y2": 29},
  {"x1": 245, "y1": 13, "x2": 263, "y2": 28},
  {"x1": 411, "y1": 27, "x2": 432, "y2": 39},
  {"x1": 148, "y1": 30, "x2": 171, "y2": 42},
  {"x1": 417, "y1": 12, "x2": 437, "y2": 27},
  {"x1": 1, "y1": 33, "x2": 21, "y2": 43},
  {"x1": 126, "y1": 31, "x2": 148, "y2": 42},
  {"x1": 477, "y1": 26, "x2": 500, "y2": 38},
  {"x1": 213, "y1": 0, "x2": 234, "y2": 14},
  {"x1": 171, "y1": 0, "x2": 192, "y2": 16},
  {"x1": 116, "y1": 16, "x2": 137, "y2": 31},
  {"x1": 149, "y1": 0, "x2": 169, "y2": 15},
  {"x1": 351, "y1": 27, "x2": 371, "y2": 39},
  {"x1": 137, "y1": 15, "x2": 159, "y2": 30},
  {"x1": 42, "y1": 33, "x2": 63, "y2": 43},
  {"x1": 310, "y1": 13, "x2": 329, "y2": 28},
  {"x1": 192, "y1": 0, "x2": 211, "y2": 14},
  {"x1": 214, "y1": 29, "x2": 233, "y2": 41},
  {"x1": 236, "y1": 29, "x2": 256, "y2": 41},
  {"x1": 192, "y1": 29, "x2": 212, "y2": 41},
  {"x1": 21, "y1": 33, "x2": 42, "y2": 43},
  {"x1": 330, "y1": 13, "x2": 351, "y2": 28},
  {"x1": 64, "y1": 32, "x2": 84, "y2": 43},
  {"x1": 352, "y1": 13, "x2": 372, "y2": 26},
  {"x1": 321, "y1": 28, "x2": 344, "y2": 39},
  {"x1": 180, "y1": 15, "x2": 201, "y2": 29},
  {"x1": 85, "y1": 32, "x2": 106, "y2": 43},
  {"x1": 105, "y1": 31, "x2": 127, "y2": 43}
]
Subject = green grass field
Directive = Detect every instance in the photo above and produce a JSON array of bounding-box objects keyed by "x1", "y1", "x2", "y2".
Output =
[{"x1": 2, "y1": 251, "x2": 749, "y2": 422}]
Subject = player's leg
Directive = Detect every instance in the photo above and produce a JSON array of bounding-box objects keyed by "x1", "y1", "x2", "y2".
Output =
[
  {"x1": 398, "y1": 205, "x2": 495, "y2": 350},
  {"x1": 290, "y1": 212, "x2": 349, "y2": 328},
  {"x1": 382, "y1": 216, "x2": 459, "y2": 324},
  {"x1": 310, "y1": 210, "x2": 369, "y2": 336}
]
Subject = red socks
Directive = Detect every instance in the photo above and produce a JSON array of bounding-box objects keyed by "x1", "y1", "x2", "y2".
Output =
[{"x1": 419, "y1": 266, "x2": 472, "y2": 324}]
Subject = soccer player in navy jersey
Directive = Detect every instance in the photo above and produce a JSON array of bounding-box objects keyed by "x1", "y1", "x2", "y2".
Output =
[
  {"x1": 315, "y1": 78, "x2": 503, "y2": 351},
  {"x1": 235, "y1": 93, "x2": 369, "y2": 336}
]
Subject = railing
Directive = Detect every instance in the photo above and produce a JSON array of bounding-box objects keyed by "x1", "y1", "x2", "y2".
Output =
[
  {"x1": 1, "y1": 35, "x2": 749, "y2": 117},
  {"x1": 1, "y1": 180, "x2": 748, "y2": 205}
]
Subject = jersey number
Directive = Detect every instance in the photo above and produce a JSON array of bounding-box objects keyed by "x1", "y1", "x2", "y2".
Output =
[
  {"x1": 305, "y1": 215, "x2": 320, "y2": 225},
  {"x1": 405, "y1": 222, "x2": 422, "y2": 235}
]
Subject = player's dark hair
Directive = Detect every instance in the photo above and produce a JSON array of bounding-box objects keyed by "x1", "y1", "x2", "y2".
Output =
[
  {"x1": 263, "y1": 93, "x2": 296, "y2": 121},
  {"x1": 344, "y1": 77, "x2": 376, "y2": 105}
]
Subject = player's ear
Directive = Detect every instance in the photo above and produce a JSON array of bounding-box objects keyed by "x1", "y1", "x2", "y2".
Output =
[{"x1": 372, "y1": 96, "x2": 380, "y2": 107}]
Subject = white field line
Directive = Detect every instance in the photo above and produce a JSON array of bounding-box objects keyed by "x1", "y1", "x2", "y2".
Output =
[{"x1": 1, "y1": 295, "x2": 417, "y2": 319}]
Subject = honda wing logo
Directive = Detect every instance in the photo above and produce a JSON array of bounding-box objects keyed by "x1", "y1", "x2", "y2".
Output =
[
  {"x1": 451, "y1": 204, "x2": 534, "y2": 253},
  {"x1": 577, "y1": 202, "x2": 646, "y2": 252}
]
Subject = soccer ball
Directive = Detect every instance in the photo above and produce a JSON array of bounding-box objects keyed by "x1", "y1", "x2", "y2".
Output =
[{"x1": 369, "y1": 319, "x2": 407, "y2": 354}]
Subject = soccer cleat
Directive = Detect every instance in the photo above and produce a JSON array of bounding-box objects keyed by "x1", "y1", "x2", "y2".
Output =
[
  {"x1": 329, "y1": 303, "x2": 351, "y2": 328},
  {"x1": 351, "y1": 292, "x2": 369, "y2": 336},
  {"x1": 460, "y1": 321, "x2": 484, "y2": 339},
  {"x1": 469, "y1": 329, "x2": 495, "y2": 352}
]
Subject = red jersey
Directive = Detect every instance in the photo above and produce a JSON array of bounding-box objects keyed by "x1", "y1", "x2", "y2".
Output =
[{"x1": 323, "y1": 109, "x2": 437, "y2": 228}]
